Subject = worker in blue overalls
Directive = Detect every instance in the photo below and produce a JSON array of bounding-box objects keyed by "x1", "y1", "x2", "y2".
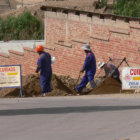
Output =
[
  {"x1": 75, "y1": 44, "x2": 96, "y2": 93},
  {"x1": 97, "y1": 61, "x2": 121, "y2": 83},
  {"x1": 35, "y1": 45, "x2": 53, "y2": 96}
]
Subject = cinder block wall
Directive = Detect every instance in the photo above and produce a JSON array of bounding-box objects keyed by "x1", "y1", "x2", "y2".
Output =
[{"x1": 0, "y1": 11, "x2": 140, "y2": 78}]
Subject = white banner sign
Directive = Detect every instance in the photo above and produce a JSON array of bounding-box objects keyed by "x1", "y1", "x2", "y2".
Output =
[
  {"x1": 122, "y1": 67, "x2": 140, "y2": 90},
  {"x1": 0, "y1": 65, "x2": 21, "y2": 88}
]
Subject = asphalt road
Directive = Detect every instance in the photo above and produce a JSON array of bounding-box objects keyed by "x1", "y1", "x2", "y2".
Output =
[{"x1": 0, "y1": 94, "x2": 140, "y2": 140}]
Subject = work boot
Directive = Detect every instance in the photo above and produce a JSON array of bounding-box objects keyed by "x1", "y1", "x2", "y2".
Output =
[
  {"x1": 42, "y1": 93, "x2": 46, "y2": 97},
  {"x1": 74, "y1": 88, "x2": 81, "y2": 96}
]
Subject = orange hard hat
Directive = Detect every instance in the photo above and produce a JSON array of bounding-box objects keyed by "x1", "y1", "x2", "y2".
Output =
[{"x1": 36, "y1": 45, "x2": 44, "y2": 52}]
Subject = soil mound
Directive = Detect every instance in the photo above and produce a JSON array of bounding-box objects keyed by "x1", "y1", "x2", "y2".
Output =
[
  {"x1": 90, "y1": 77, "x2": 121, "y2": 94},
  {"x1": 0, "y1": 74, "x2": 123, "y2": 97},
  {"x1": 0, "y1": 74, "x2": 77, "y2": 97}
]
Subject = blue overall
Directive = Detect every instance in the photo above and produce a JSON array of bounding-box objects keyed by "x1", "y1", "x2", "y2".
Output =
[
  {"x1": 76, "y1": 51, "x2": 96, "y2": 92},
  {"x1": 104, "y1": 63, "x2": 120, "y2": 78},
  {"x1": 104, "y1": 63, "x2": 120, "y2": 82},
  {"x1": 36, "y1": 51, "x2": 52, "y2": 94}
]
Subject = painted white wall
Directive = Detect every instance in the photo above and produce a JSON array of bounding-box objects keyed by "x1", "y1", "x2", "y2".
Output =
[{"x1": 0, "y1": 40, "x2": 45, "y2": 54}]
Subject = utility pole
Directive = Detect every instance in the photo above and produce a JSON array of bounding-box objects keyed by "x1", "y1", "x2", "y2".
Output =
[
  {"x1": 8, "y1": 0, "x2": 11, "y2": 9},
  {"x1": 22, "y1": 0, "x2": 23, "y2": 8}
]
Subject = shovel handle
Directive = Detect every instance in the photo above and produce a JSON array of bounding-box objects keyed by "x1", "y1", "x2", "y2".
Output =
[{"x1": 74, "y1": 71, "x2": 82, "y2": 88}]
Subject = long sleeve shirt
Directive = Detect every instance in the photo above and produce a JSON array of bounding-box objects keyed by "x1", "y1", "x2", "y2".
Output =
[
  {"x1": 104, "y1": 63, "x2": 120, "y2": 77},
  {"x1": 36, "y1": 51, "x2": 52, "y2": 76},
  {"x1": 82, "y1": 51, "x2": 96, "y2": 75}
]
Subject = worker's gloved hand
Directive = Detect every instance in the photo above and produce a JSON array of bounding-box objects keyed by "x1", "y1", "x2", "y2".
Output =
[{"x1": 108, "y1": 71, "x2": 113, "y2": 77}]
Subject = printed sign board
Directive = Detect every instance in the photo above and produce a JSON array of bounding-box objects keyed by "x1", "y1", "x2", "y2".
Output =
[
  {"x1": 122, "y1": 67, "x2": 140, "y2": 90},
  {"x1": 0, "y1": 65, "x2": 22, "y2": 88}
]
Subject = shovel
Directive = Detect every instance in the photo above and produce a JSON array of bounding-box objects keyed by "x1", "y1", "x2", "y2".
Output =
[{"x1": 73, "y1": 71, "x2": 82, "y2": 89}]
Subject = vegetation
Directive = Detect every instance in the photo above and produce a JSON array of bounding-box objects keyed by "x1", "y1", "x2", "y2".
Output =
[
  {"x1": 114, "y1": 0, "x2": 140, "y2": 17},
  {"x1": 0, "y1": 11, "x2": 44, "y2": 41},
  {"x1": 98, "y1": 0, "x2": 108, "y2": 8},
  {"x1": 97, "y1": 0, "x2": 140, "y2": 18}
]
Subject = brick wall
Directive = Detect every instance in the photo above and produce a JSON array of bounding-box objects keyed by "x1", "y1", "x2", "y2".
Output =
[
  {"x1": 44, "y1": 11, "x2": 140, "y2": 78},
  {"x1": 0, "y1": 53, "x2": 9, "y2": 65},
  {"x1": 0, "y1": 11, "x2": 140, "y2": 78}
]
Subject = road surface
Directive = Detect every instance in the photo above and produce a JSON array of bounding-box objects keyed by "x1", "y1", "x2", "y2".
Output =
[{"x1": 0, "y1": 94, "x2": 140, "y2": 140}]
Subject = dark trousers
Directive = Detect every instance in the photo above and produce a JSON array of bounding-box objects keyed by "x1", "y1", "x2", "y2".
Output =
[
  {"x1": 76, "y1": 74, "x2": 95, "y2": 92},
  {"x1": 40, "y1": 71, "x2": 52, "y2": 94}
]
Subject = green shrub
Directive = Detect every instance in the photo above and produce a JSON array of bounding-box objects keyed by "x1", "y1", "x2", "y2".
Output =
[
  {"x1": 114, "y1": 0, "x2": 140, "y2": 17},
  {"x1": 0, "y1": 11, "x2": 44, "y2": 41},
  {"x1": 98, "y1": 0, "x2": 108, "y2": 8}
]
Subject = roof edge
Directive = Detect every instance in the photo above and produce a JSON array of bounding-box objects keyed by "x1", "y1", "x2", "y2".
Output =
[{"x1": 40, "y1": 5, "x2": 140, "y2": 22}]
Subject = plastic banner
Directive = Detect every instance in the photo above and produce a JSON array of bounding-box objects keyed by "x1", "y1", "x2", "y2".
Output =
[
  {"x1": 122, "y1": 67, "x2": 140, "y2": 90},
  {"x1": 0, "y1": 65, "x2": 22, "y2": 88}
]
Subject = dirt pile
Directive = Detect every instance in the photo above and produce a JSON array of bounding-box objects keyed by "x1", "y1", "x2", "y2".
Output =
[
  {"x1": 0, "y1": 74, "x2": 77, "y2": 97},
  {"x1": 90, "y1": 77, "x2": 121, "y2": 94},
  {"x1": 0, "y1": 74, "x2": 123, "y2": 97}
]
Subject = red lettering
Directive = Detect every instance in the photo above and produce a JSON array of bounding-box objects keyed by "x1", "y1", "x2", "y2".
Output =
[
  {"x1": 0, "y1": 67, "x2": 15, "y2": 72},
  {"x1": 130, "y1": 69, "x2": 133, "y2": 75},
  {"x1": 130, "y1": 69, "x2": 140, "y2": 76}
]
